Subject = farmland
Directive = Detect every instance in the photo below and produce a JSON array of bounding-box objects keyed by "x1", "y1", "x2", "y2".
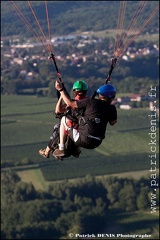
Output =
[
  {"x1": 1, "y1": 94, "x2": 159, "y2": 182},
  {"x1": 1, "y1": 94, "x2": 159, "y2": 239}
]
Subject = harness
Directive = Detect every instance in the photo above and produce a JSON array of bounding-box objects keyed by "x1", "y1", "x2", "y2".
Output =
[
  {"x1": 78, "y1": 116, "x2": 103, "y2": 141},
  {"x1": 88, "y1": 135, "x2": 101, "y2": 141},
  {"x1": 57, "y1": 105, "x2": 103, "y2": 144},
  {"x1": 78, "y1": 116, "x2": 101, "y2": 125}
]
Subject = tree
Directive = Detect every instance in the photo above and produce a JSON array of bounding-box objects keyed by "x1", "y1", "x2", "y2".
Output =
[
  {"x1": 1, "y1": 80, "x2": 17, "y2": 95},
  {"x1": 1, "y1": 171, "x2": 21, "y2": 206},
  {"x1": 116, "y1": 182, "x2": 137, "y2": 211},
  {"x1": 137, "y1": 188, "x2": 150, "y2": 210},
  {"x1": 14, "y1": 182, "x2": 37, "y2": 202},
  {"x1": 48, "y1": 81, "x2": 57, "y2": 98}
]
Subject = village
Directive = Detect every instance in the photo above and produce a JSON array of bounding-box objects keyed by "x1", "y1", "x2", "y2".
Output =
[
  {"x1": 1, "y1": 33, "x2": 159, "y2": 65},
  {"x1": 1, "y1": 34, "x2": 159, "y2": 112}
]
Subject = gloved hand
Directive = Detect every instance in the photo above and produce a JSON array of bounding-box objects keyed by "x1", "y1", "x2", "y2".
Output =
[{"x1": 55, "y1": 80, "x2": 63, "y2": 91}]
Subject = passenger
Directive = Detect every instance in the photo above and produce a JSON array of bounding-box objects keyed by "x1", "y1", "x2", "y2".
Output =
[
  {"x1": 53, "y1": 80, "x2": 117, "y2": 158},
  {"x1": 39, "y1": 80, "x2": 88, "y2": 159}
]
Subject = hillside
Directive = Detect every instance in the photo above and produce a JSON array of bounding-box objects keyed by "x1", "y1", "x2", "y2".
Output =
[
  {"x1": 1, "y1": 1, "x2": 159, "y2": 37},
  {"x1": 1, "y1": 95, "x2": 159, "y2": 181}
]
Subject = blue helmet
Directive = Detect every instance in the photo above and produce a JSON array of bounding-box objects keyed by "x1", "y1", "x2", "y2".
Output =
[{"x1": 96, "y1": 84, "x2": 116, "y2": 98}]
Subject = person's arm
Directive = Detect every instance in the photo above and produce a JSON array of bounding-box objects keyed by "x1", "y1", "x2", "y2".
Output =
[
  {"x1": 55, "y1": 95, "x2": 67, "y2": 114},
  {"x1": 108, "y1": 105, "x2": 117, "y2": 126},
  {"x1": 55, "y1": 80, "x2": 78, "y2": 109}
]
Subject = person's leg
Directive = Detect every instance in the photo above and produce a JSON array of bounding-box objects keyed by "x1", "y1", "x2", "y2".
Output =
[
  {"x1": 53, "y1": 116, "x2": 69, "y2": 157},
  {"x1": 48, "y1": 123, "x2": 60, "y2": 150},
  {"x1": 53, "y1": 116, "x2": 81, "y2": 157},
  {"x1": 39, "y1": 123, "x2": 60, "y2": 158},
  {"x1": 58, "y1": 116, "x2": 68, "y2": 149}
]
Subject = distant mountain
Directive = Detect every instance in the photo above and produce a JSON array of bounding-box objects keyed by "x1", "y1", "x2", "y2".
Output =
[{"x1": 1, "y1": 1, "x2": 159, "y2": 37}]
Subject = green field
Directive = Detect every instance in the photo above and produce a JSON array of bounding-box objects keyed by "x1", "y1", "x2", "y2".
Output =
[
  {"x1": 1, "y1": 95, "x2": 159, "y2": 239},
  {"x1": 79, "y1": 29, "x2": 159, "y2": 44},
  {"x1": 16, "y1": 168, "x2": 158, "y2": 191},
  {"x1": 1, "y1": 95, "x2": 159, "y2": 181}
]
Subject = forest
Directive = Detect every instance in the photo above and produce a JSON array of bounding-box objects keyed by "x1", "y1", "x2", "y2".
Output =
[
  {"x1": 1, "y1": 1, "x2": 159, "y2": 37},
  {"x1": 1, "y1": 171, "x2": 159, "y2": 239}
]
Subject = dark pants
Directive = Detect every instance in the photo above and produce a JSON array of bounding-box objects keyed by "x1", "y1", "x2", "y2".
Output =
[{"x1": 67, "y1": 127, "x2": 102, "y2": 149}]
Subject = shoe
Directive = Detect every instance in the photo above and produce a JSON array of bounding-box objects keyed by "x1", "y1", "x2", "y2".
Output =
[
  {"x1": 53, "y1": 149, "x2": 65, "y2": 157},
  {"x1": 53, "y1": 155, "x2": 63, "y2": 161},
  {"x1": 39, "y1": 148, "x2": 50, "y2": 158}
]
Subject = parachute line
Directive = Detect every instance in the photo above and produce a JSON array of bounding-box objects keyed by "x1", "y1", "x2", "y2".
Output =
[
  {"x1": 114, "y1": 1, "x2": 127, "y2": 53},
  {"x1": 114, "y1": 1, "x2": 159, "y2": 58},
  {"x1": 44, "y1": 0, "x2": 52, "y2": 51},
  {"x1": 9, "y1": 1, "x2": 53, "y2": 54},
  {"x1": 27, "y1": 1, "x2": 52, "y2": 52}
]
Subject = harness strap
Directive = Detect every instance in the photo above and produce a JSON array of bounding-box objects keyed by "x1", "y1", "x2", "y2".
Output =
[
  {"x1": 88, "y1": 135, "x2": 101, "y2": 141},
  {"x1": 79, "y1": 117, "x2": 101, "y2": 125}
]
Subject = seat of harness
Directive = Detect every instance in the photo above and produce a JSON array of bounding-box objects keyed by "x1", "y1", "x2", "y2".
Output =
[{"x1": 79, "y1": 116, "x2": 101, "y2": 125}]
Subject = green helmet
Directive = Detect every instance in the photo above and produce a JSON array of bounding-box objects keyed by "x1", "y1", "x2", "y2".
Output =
[{"x1": 72, "y1": 80, "x2": 88, "y2": 91}]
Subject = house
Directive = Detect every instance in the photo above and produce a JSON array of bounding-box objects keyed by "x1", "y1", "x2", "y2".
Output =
[
  {"x1": 20, "y1": 70, "x2": 27, "y2": 75},
  {"x1": 120, "y1": 104, "x2": 131, "y2": 110},
  {"x1": 130, "y1": 94, "x2": 142, "y2": 102},
  {"x1": 12, "y1": 58, "x2": 23, "y2": 65},
  {"x1": 130, "y1": 94, "x2": 150, "y2": 102},
  {"x1": 117, "y1": 97, "x2": 130, "y2": 103}
]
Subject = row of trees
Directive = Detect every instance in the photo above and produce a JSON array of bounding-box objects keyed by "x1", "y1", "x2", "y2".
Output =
[
  {"x1": 1, "y1": 1, "x2": 158, "y2": 37},
  {"x1": 1, "y1": 171, "x2": 159, "y2": 239}
]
